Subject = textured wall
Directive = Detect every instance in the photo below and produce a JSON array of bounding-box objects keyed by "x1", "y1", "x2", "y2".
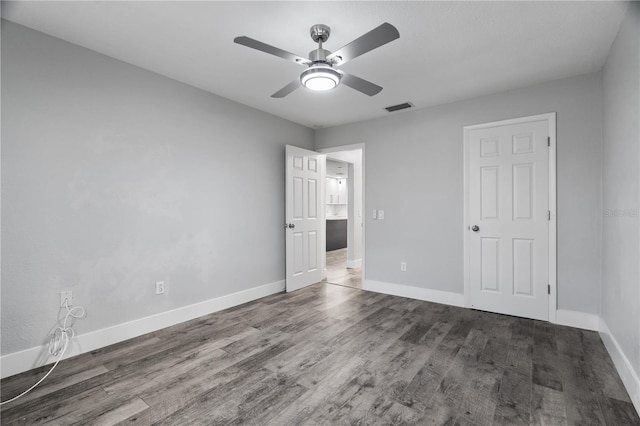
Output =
[
  {"x1": 316, "y1": 72, "x2": 604, "y2": 314},
  {"x1": 1, "y1": 21, "x2": 313, "y2": 355}
]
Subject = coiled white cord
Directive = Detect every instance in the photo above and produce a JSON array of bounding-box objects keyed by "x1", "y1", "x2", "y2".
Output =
[{"x1": 0, "y1": 301, "x2": 86, "y2": 406}]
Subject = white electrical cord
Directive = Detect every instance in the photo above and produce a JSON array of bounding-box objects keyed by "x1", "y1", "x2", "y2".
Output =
[{"x1": 0, "y1": 300, "x2": 86, "y2": 406}]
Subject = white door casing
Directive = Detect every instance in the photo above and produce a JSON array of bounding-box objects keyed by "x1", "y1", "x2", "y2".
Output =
[
  {"x1": 464, "y1": 113, "x2": 556, "y2": 322},
  {"x1": 285, "y1": 145, "x2": 324, "y2": 292}
]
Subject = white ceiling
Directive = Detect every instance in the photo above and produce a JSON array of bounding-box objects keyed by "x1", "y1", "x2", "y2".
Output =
[{"x1": 1, "y1": 1, "x2": 628, "y2": 129}]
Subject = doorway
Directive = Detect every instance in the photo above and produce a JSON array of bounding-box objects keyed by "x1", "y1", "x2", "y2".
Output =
[{"x1": 318, "y1": 145, "x2": 364, "y2": 290}]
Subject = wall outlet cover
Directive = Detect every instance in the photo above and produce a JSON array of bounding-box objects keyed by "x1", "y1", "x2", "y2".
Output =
[{"x1": 60, "y1": 290, "x2": 73, "y2": 307}]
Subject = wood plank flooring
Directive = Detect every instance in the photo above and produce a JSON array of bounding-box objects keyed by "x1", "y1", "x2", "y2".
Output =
[
  {"x1": 323, "y1": 248, "x2": 362, "y2": 289},
  {"x1": 1, "y1": 283, "x2": 638, "y2": 425}
]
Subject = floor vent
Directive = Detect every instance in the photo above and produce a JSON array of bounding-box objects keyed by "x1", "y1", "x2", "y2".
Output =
[{"x1": 384, "y1": 102, "x2": 413, "y2": 112}]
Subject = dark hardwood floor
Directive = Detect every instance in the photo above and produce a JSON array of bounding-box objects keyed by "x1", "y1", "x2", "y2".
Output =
[{"x1": 1, "y1": 283, "x2": 638, "y2": 425}]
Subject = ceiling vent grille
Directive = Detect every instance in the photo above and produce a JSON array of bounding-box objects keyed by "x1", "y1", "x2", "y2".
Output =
[{"x1": 384, "y1": 102, "x2": 414, "y2": 112}]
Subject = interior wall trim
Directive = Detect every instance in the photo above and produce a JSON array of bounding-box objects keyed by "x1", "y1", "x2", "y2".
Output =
[
  {"x1": 0, "y1": 280, "x2": 285, "y2": 379},
  {"x1": 599, "y1": 318, "x2": 640, "y2": 414},
  {"x1": 555, "y1": 309, "x2": 600, "y2": 331},
  {"x1": 363, "y1": 280, "x2": 465, "y2": 307},
  {"x1": 346, "y1": 259, "x2": 362, "y2": 269}
]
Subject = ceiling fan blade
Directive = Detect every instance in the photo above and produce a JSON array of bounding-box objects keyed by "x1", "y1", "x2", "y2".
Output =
[
  {"x1": 271, "y1": 79, "x2": 301, "y2": 98},
  {"x1": 327, "y1": 22, "x2": 399, "y2": 65},
  {"x1": 234, "y1": 36, "x2": 311, "y2": 66},
  {"x1": 340, "y1": 72, "x2": 383, "y2": 96}
]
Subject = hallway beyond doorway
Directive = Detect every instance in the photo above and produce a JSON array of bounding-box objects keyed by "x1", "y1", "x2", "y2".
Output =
[{"x1": 323, "y1": 248, "x2": 362, "y2": 289}]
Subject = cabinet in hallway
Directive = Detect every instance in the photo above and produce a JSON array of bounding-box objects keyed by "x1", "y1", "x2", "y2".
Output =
[{"x1": 326, "y1": 219, "x2": 347, "y2": 251}]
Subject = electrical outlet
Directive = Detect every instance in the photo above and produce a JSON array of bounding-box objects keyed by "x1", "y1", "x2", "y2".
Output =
[
  {"x1": 400, "y1": 262, "x2": 407, "y2": 272},
  {"x1": 372, "y1": 209, "x2": 377, "y2": 219},
  {"x1": 60, "y1": 291, "x2": 73, "y2": 307},
  {"x1": 155, "y1": 281, "x2": 165, "y2": 295}
]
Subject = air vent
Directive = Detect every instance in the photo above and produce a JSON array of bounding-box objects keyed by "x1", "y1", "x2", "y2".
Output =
[{"x1": 384, "y1": 102, "x2": 414, "y2": 112}]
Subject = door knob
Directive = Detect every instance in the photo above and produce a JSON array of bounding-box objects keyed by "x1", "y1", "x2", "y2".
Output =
[
  {"x1": 288, "y1": 223, "x2": 295, "y2": 229},
  {"x1": 471, "y1": 225, "x2": 480, "y2": 232}
]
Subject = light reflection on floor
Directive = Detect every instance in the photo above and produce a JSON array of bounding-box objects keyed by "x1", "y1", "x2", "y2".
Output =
[{"x1": 323, "y1": 248, "x2": 362, "y2": 289}]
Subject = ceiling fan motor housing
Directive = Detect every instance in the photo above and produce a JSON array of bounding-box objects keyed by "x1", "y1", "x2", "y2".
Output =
[{"x1": 309, "y1": 48, "x2": 331, "y2": 62}]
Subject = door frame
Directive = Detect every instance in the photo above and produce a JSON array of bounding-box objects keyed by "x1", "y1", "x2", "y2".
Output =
[
  {"x1": 316, "y1": 143, "x2": 366, "y2": 284},
  {"x1": 463, "y1": 113, "x2": 557, "y2": 323}
]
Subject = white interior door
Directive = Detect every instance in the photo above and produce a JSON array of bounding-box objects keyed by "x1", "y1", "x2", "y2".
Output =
[
  {"x1": 465, "y1": 115, "x2": 554, "y2": 321},
  {"x1": 286, "y1": 145, "x2": 324, "y2": 292}
]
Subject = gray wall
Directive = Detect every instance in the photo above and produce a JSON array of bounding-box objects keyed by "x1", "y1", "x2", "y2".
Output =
[
  {"x1": 315, "y1": 72, "x2": 604, "y2": 314},
  {"x1": 602, "y1": 2, "x2": 640, "y2": 380},
  {"x1": 1, "y1": 21, "x2": 313, "y2": 355}
]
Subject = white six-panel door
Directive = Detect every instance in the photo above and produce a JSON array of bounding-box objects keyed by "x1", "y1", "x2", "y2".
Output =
[
  {"x1": 285, "y1": 145, "x2": 324, "y2": 292},
  {"x1": 465, "y1": 114, "x2": 555, "y2": 321}
]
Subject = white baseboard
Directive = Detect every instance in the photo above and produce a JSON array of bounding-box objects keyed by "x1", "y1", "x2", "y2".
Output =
[
  {"x1": 555, "y1": 309, "x2": 600, "y2": 331},
  {"x1": 599, "y1": 319, "x2": 640, "y2": 414},
  {"x1": 363, "y1": 280, "x2": 465, "y2": 307},
  {"x1": 0, "y1": 280, "x2": 285, "y2": 379},
  {"x1": 346, "y1": 259, "x2": 362, "y2": 269}
]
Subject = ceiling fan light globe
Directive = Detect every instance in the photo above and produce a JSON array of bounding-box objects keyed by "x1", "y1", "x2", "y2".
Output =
[
  {"x1": 304, "y1": 75, "x2": 337, "y2": 91},
  {"x1": 300, "y1": 67, "x2": 341, "y2": 91}
]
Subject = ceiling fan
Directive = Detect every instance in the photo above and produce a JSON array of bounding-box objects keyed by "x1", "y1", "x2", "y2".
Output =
[{"x1": 234, "y1": 23, "x2": 400, "y2": 98}]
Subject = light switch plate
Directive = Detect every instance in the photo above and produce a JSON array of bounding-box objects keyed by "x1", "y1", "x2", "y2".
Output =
[
  {"x1": 372, "y1": 209, "x2": 377, "y2": 219},
  {"x1": 378, "y1": 210, "x2": 385, "y2": 220}
]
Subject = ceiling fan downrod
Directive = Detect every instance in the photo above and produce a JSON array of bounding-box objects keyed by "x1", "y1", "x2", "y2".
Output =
[{"x1": 309, "y1": 24, "x2": 331, "y2": 64}]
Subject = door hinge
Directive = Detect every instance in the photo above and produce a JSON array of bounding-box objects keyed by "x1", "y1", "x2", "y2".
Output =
[
  {"x1": 547, "y1": 136, "x2": 551, "y2": 147},
  {"x1": 548, "y1": 284, "x2": 551, "y2": 295},
  {"x1": 548, "y1": 210, "x2": 551, "y2": 221}
]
